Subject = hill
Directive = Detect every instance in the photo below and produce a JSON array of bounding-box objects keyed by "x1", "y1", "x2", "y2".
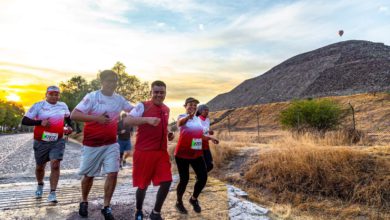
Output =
[{"x1": 208, "y1": 40, "x2": 390, "y2": 111}]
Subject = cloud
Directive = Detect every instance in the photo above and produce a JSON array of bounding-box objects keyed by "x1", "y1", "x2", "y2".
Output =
[
  {"x1": 198, "y1": 24, "x2": 204, "y2": 31},
  {"x1": 1, "y1": 0, "x2": 390, "y2": 115},
  {"x1": 378, "y1": 5, "x2": 388, "y2": 12},
  {"x1": 157, "y1": 22, "x2": 166, "y2": 27},
  {"x1": 133, "y1": 0, "x2": 214, "y2": 14}
]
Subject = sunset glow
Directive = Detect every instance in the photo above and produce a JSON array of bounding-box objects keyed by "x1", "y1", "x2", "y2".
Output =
[
  {"x1": 6, "y1": 93, "x2": 21, "y2": 102},
  {"x1": 0, "y1": 0, "x2": 389, "y2": 117}
]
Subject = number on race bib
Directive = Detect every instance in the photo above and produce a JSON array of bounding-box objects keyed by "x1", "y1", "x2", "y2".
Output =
[
  {"x1": 42, "y1": 131, "x2": 58, "y2": 142},
  {"x1": 191, "y1": 138, "x2": 202, "y2": 150}
]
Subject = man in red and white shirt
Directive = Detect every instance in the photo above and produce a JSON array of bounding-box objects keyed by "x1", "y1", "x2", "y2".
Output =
[
  {"x1": 124, "y1": 80, "x2": 174, "y2": 220},
  {"x1": 22, "y1": 85, "x2": 73, "y2": 203},
  {"x1": 71, "y1": 70, "x2": 133, "y2": 219}
]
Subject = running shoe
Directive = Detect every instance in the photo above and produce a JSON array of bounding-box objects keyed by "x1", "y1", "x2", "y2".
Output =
[
  {"x1": 135, "y1": 210, "x2": 144, "y2": 220},
  {"x1": 149, "y1": 211, "x2": 163, "y2": 220},
  {"x1": 79, "y1": 202, "x2": 88, "y2": 218},
  {"x1": 35, "y1": 184, "x2": 44, "y2": 199},
  {"x1": 47, "y1": 191, "x2": 58, "y2": 203},
  {"x1": 189, "y1": 198, "x2": 202, "y2": 213},
  {"x1": 101, "y1": 206, "x2": 115, "y2": 220},
  {"x1": 175, "y1": 201, "x2": 188, "y2": 214}
]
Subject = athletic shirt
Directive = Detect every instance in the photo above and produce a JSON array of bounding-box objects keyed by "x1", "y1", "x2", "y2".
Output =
[
  {"x1": 199, "y1": 115, "x2": 211, "y2": 150},
  {"x1": 175, "y1": 114, "x2": 204, "y2": 159},
  {"x1": 129, "y1": 101, "x2": 169, "y2": 151},
  {"x1": 25, "y1": 101, "x2": 70, "y2": 141},
  {"x1": 117, "y1": 120, "x2": 133, "y2": 141},
  {"x1": 75, "y1": 90, "x2": 133, "y2": 147}
]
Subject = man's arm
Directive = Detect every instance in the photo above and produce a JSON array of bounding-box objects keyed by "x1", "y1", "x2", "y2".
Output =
[
  {"x1": 177, "y1": 113, "x2": 194, "y2": 127},
  {"x1": 123, "y1": 115, "x2": 160, "y2": 127},
  {"x1": 202, "y1": 135, "x2": 219, "y2": 144},
  {"x1": 70, "y1": 109, "x2": 110, "y2": 124},
  {"x1": 22, "y1": 102, "x2": 49, "y2": 127},
  {"x1": 21, "y1": 116, "x2": 42, "y2": 126},
  {"x1": 124, "y1": 102, "x2": 160, "y2": 127}
]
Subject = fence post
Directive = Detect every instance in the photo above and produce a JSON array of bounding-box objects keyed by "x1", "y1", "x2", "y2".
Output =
[
  {"x1": 227, "y1": 115, "x2": 231, "y2": 135},
  {"x1": 348, "y1": 102, "x2": 356, "y2": 131},
  {"x1": 256, "y1": 109, "x2": 260, "y2": 142}
]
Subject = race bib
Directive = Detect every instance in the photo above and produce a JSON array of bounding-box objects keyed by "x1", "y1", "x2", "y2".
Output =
[
  {"x1": 42, "y1": 131, "x2": 58, "y2": 142},
  {"x1": 191, "y1": 138, "x2": 202, "y2": 150}
]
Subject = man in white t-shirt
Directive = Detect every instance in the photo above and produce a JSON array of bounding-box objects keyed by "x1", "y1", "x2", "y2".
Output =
[
  {"x1": 71, "y1": 70, "x2": 133, "y2": 220},
  {"x1": 21, "y1": 85, "x2": 73, "y2": 203}
]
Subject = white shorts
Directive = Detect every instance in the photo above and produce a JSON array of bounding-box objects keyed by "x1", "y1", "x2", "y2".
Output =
[{"x1": 79, "y1": 143, "x2": 120, "y2": 177}]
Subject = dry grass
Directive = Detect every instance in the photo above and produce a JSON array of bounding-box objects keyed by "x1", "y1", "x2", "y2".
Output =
[
  {"x1": 244, "y1": 134, "x2": 390, "y2": 210},
  {"x1": 207, "y1": 93, "x2": 390, "y2": 219},
  {"x1": 210, "y1": 92, "x2": 390, "y2": 146},
  {"x1": 278, "y1": 129, "x2": 368, "y2": 146},
  {"x1": 215, "y1": 130, "x2": 287, "y2": 145},
  {"x1": 209, "y1": 141, "x2": 240, "y2": 169}
]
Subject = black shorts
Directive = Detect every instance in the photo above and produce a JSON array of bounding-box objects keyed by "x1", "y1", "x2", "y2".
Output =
[{"x1": 33, "y1": 139, "x2": 65, "y2": 165}]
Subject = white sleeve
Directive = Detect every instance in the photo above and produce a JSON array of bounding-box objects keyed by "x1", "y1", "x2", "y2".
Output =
[
  {"x1": 177, "y1": 114, "x2": 188, "y2": 127},
  {"x1": 129, "y1": 103, "x2": 144, "y2": 117},
  {"x1": 121, "y1": 97, "x2": 133, "y2": 112},
  {"x1": 177, "y1": 114, "x2": 187, "y2": 121},
  {"x1": 75, "y1": 93, "x2": 93, "y2": 113},
  {"x1": 25, "y1": 102, "x2": 40, "y2": 119}
]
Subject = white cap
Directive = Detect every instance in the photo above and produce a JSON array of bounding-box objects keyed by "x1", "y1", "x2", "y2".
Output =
[{"x1": 46, "y1": 85, "x2": 60, "y2": 93}]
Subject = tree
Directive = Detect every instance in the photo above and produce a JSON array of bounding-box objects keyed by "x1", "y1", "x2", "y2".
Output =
[
  {"x1": 0, "y1": 62, "x2": 150, "y2": 133},
  {"x1": 59, "y1": 76, "x2": 90, "y2": 111},
  {"x1": 0, "y1": 100, "x2": 6, "y2": 126},
  {"x1": 58, "y1": 62, "x2": 149, "y2": 133},
  {"x1": 280, "y1": 99, "x2": 343, "y2": 132},
  {"x1": 87, "y1": 62, "x2": 149, "y2": 103},
  {"x1": 111, "y1": 62, "x2": 149, "y2": 103},
  {"x1": 59, "y1": 76, "x2": 90, "y2": 133},
  {"x1": 0, "y1": 100, "x2": 25, "y2": 132},
  {"x1": 89, "y1": 76, "x2": 100, "y2": 92}
]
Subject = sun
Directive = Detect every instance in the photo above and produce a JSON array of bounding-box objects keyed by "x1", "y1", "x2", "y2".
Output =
[{"x1": 6, "y1": 93, "x2": 21, "y2": 102}]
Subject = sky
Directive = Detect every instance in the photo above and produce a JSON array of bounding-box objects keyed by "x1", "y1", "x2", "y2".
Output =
[{"x1": 0, "y1": 0, "x2": 389, "y2": 118}]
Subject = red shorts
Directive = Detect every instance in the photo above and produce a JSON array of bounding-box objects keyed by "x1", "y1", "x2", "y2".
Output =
[{"x1": 133, "y1": 150, "x2": 172, "y2": 189}]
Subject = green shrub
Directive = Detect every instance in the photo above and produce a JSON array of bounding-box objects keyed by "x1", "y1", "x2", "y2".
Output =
[{"x1": 280, "y1": 99, "x2": 343, "y2": 132}]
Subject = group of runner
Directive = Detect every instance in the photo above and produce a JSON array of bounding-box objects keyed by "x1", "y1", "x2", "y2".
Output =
[{"x1": 22, "y1": 69, "x2": 219, "y2": 220}]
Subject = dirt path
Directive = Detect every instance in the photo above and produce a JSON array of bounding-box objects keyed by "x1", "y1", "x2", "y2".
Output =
[{"x1": 0, "y1": 133, "x2": 270, "y2": 219}]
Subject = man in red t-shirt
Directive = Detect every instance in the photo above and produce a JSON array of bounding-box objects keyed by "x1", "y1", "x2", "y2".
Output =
[{"x1": 124, "y1": 80, "x2": 174, "y2": 220}]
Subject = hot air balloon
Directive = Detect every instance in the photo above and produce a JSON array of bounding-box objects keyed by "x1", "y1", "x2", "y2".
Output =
[{"x1": 338, "y1": 30, "x2": 344, "y2": 37}]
